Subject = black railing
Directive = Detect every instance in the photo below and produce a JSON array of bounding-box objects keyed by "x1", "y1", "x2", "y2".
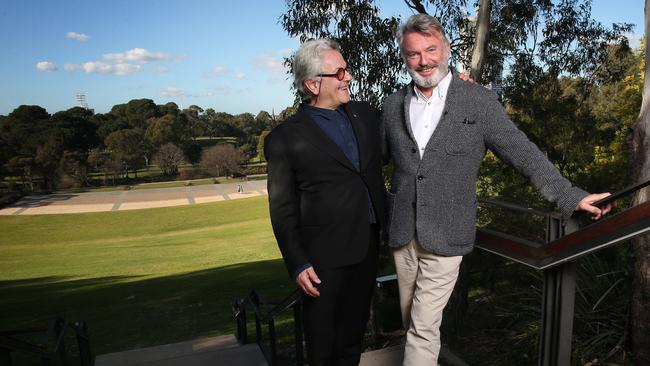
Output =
[
  {"x1": 233, "y1": 289, "x2": 303, "y2": 366},
  {"x1": 473, "y1": 180, "x2": 650, "y2": 366},
  {"x1": 236, "y1": 181, "x2": 650, "y2": 366},
  {"x1": 0, "y1": 318, "x2": 93, "y2": 366}
]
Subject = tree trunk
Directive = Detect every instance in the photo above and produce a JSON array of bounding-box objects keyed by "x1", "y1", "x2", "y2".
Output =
[
  {"x1": 630, "y1": 0, "x2": 650, "y2": 363},
  {"x1": 470, "y1": 0, "x2": 492, "y2": 83}
]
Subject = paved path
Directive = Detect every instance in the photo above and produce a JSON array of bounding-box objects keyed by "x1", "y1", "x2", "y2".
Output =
[{"x1": 0, "y1": 180, "x2": 268, "y2": 216}]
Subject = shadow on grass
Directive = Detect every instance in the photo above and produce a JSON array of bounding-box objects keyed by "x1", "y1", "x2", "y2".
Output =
[
  {"x1": 9, "y1": 194, "x2": 79, "y2": 208},
  {"x1": 0, "y1": 259, "x2": 292, "y2": 355}
]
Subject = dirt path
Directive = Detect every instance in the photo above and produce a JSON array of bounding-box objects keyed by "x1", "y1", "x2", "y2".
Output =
[{"x1": 0, "y1": 180, "x2": 268, "y2": 216}]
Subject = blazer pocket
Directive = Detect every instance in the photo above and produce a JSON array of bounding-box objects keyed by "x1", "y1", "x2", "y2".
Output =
[
  {"x1": 445, "y1": 123, "x2": 478, "y2": 156},
  {"x1": 445, "y1": 143, "x2": 468, "y2": 156}
]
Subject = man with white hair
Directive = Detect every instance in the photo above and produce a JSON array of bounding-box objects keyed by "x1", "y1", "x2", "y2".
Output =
[
  {"x1": 265, "y1": 38, "x2": 386, "y2": 366},
  {"x1": 381, "y1": 13, "x2": 611, "y2": 365}
]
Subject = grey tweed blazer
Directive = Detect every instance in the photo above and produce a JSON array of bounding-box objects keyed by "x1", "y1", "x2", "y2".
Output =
[{"x1": 380, "y1": 72, "x2": 588, "y2": 256}]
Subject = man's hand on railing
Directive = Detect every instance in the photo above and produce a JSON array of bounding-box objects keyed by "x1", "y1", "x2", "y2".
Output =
[
  {"x1": 296, "y1": 266, "x2": 321, "y2": 297},
  {"x1": 576, "y1": 192, "x2": 613, "y2": 220}
]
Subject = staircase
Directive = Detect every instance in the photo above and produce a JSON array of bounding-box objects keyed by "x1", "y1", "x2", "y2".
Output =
[{"x1": 95, "y1": 335, "x2": 266, "y2": 366}]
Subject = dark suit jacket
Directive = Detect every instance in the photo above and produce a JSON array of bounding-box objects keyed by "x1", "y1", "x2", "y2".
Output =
[{"x1": 265, "y1": 101, "x2": 386, "y2": 277}]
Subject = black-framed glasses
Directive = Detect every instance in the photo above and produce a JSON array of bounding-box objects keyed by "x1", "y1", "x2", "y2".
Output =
[{"x1": 318, "y1": 67, "x2": 352, "y2": 81}]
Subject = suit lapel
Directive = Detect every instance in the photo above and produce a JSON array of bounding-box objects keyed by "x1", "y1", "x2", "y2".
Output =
[
  {"x1": 402, "y1": 86, "x2": 417, "y2": 143},
  {"x1": 290, "y1": 108, "x2": 357, "y2": 171},
  {"x1": 344, "y1": 103, "x2": 370, "y2": 172}
]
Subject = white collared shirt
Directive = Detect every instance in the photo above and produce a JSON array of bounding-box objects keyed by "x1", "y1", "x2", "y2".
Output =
[{"x1": 409, "y1": 71, "x2": 452, "y2": 158}]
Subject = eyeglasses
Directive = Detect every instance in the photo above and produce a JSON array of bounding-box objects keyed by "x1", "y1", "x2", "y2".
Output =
[{"x1": 318, "y1": 67, "x2": 352, "y2": 81}]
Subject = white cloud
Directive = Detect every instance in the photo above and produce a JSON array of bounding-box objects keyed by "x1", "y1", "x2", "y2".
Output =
[
  {"x1": 113, "y1": 63, "x2": 141, "y2": 75},
  {"x1": 252, "y1": 53, "x2": 287, "y2": 74},
  {"x1": 103, "y1": 48, "x2": 179, "y2": 63},
  {"x1": 66, "y1": 31, "x2": 90, "y2": 41},
  {"x1": 206, "y1": 66, "x2": 228, "y2": 75},
  {"x1": 36, "y1": 61, "x2": 58, "y2": 72},
  {"x1": 626, "y1": 33, "x2": 642, "y2": 48},
  {"x1": 161, "y1": 87, "x2": 186, "y2": 97},
  {"x1": 64, "y1": 63, "x2": 81, "y2": 72},
  {"x1": 235, "y1": 72, "x2": 246, "y2": 80},
  {"x1": 82, "y1": 61, "x2": 140, "y2": 75}
]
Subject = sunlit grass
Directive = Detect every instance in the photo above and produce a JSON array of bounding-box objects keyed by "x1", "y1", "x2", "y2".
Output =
[{"x1": 0, "y1": 196, "x2": 292, "y2": 355}]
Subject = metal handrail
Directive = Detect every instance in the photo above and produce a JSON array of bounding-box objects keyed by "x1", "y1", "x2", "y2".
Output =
[
  {"x1": 472, "y1": 179, "x2": 650, "y2": 366},
  {"x1": 0, "y1": 318, "x2": 93, "y2": 366},
  {"x1": 476, "y1": 192, "x2": 650, "y2": 269},
  {"x1": 233, "y1": 288, "x2": 304, "y2": 366}
]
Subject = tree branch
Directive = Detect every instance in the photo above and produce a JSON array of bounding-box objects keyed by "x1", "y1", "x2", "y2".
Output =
[{"x1": 404, "y1": 0, "x2": 427, "y2": 14}]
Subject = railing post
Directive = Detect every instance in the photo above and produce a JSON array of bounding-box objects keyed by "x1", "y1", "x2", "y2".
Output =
[
  {"x1": 52, "y1": 318, "x2": 69, "y2": 366},
  {"x1": 233, "y1": 299, "x2": 248, "y2": 344},
  {"x1": 539, "y1": 217, "x2": 578, "y2": 366},
  {"x1": 268, "y1": 319, "x2": 277, "y2": 366},
  {"x1": 0, "y1": 347, "x2": 11, "y2": 366},
  {"x1": 75, "y1": 321, "x2": 93, "y2": 366},
  {"x1": 293, "y1": 301, "x2": 304, "y2": 366}
]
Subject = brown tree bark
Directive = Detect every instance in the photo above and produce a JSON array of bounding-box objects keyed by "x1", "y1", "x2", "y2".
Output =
[{"x1": 630, "y1": 0, "x2": 650, "y2": 363}]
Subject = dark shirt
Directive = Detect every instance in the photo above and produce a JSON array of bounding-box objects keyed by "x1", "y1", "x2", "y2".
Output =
[{"x1": 305, "y1": 104, "x2": 361, "y2": 170}]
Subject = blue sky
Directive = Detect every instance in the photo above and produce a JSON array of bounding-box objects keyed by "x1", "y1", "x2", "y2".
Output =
[{"x1": 0, "y1": 0, "x2": 644, "y2": 117}]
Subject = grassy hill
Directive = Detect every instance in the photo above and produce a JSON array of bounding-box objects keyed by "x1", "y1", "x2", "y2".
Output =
[{"x1": 0, "y1": 196, "x2": 292, "y2": 355}]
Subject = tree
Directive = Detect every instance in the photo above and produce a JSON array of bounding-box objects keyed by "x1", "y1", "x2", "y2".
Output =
[
  {"x1": 281, "y1": 0, "x2": 631, "y2": 107},
  {"x1": 469, "y1": 0, "x2": 491, "y2": 82},
  {"x1": 145, "y1": 114, "x2": 184, "y2": 147},
  {"x1": 199, "y1": 144, "x2": 244, "y2": 177},
  {"x1": 630, "y1": 2, "x2": 650, "y2": 362},
  {"x1": 182, "y1": 105, "x2": 204, "y2": 139},
  {"x1": 257, "y1": 130, "x2": 271, "y2": 162},
  {"x1": 281, "y1": 0, "x2": 402, "y2": 108},
  {"x1": 49, "y1": 107, "x2": 99, "y2": 186},
  {"x1": 109, "y1": 99, "x2": 160, "y2": 129},
  {"x1": 105, "y1": 128, "x2": 146, "y2": 178},
  {"x1": 2, "y1": 105, "x2": 50, "y2": 191},
  {"x1": 88, "y1": 148, "x2": 121, "y2": 185},
  {"x1": 153, "y1": 143, "x2": 185, "y2": 176}
]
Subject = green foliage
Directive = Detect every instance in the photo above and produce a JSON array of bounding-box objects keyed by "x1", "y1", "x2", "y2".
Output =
[
  {"x1": 105, "y1": 128, "x2": 146, "y2": 177},
  {"x1": 257, "y1": 130, "x2": 271, "y2": 162},
  {"x1": 281, "y1": 0, "x2": 403, "y2": 108},
  {"x1": 281, "y1": 0, "x2": 632, "y2": 106}
]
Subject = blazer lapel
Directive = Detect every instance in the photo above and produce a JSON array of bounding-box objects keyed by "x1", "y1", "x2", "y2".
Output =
[
  {"x1": 290, "y1": 108, "x2": 357, "y2": 171},
  {"x1": 344, "y1": 103, "x2": 370, "y2": 172},
  {"x1": 402, "y1": 85, "x2": 417, "y2": 143}
]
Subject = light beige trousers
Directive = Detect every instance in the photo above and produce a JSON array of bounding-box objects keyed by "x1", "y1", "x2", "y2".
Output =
[{"x1": 393, "y1": 240, "x2": 463, "y2": 366}]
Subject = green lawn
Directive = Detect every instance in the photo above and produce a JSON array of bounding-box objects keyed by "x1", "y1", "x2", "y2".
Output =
[{"x1": 0, "y1": 196, "x2": 293, "y2": 355}]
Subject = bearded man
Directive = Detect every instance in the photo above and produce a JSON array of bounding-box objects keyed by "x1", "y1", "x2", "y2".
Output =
[{"x1": 380, "y1": 14, "x2": 611, "y2": 365}]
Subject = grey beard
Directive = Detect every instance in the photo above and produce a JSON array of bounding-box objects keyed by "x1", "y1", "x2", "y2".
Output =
[{"x1": 408, "y1": 63, "x2": 449, "y2": 89}]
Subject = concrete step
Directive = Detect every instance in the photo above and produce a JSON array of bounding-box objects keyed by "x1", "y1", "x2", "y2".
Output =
[
  {"x1": 359, "y1": 344, "x2": 469, "y2": 366},
  {"x1": 360, "y1": 344, "x2": 404, "y2": 366},
  {"x1": 95, "y1": 335, "x2": 267, "y2": 366}
]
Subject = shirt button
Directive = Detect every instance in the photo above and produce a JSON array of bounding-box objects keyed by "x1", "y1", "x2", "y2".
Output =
[{"x1": 417, "y1": 175, "x2": 424, "y2": 181}]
